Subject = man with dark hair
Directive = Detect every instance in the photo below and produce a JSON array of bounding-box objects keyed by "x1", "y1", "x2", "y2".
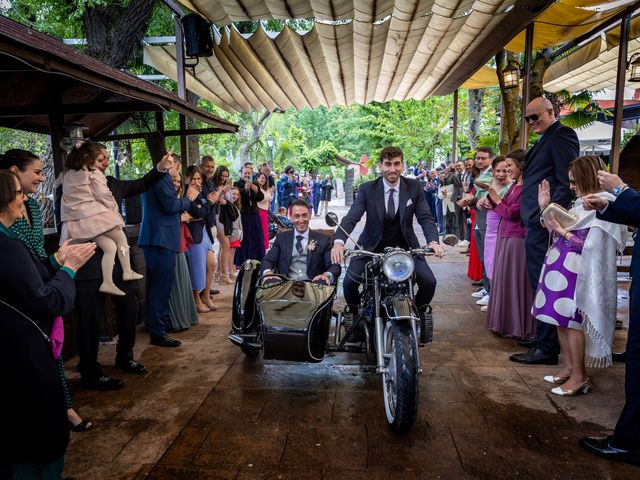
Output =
[
  {"x1": 510, "y1": 97, "x2": 579, "y2": 365},
  {"x1": 280, "y1": 165, "x2": 297, "y2": 212},
  {"x1": 331, "y1": 146, "x2": 444, "y2": 335},
  {"x1": 71, "y1": 146, "x2": 172, "y2": 389},
  {"x1": 260, "y1": 199, "x2": 340, "y2": 285}
]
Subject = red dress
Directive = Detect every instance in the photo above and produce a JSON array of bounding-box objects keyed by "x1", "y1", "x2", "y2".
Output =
[{"x1": 467, "y1": 204, "x2": 483, "y2": 282}]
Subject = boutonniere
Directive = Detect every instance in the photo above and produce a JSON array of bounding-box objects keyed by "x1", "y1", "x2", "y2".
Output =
[{"x1": 307, "y1": 239, "x2": 318, "y2": 252}]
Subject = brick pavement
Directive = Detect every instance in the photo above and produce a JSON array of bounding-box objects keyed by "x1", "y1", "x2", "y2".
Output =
[{"x1": 62, "y1": 201, "x2": 635, "y2": 479}]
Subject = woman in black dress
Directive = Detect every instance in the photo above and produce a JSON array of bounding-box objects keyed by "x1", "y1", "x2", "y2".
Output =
[{"x1": 233, "y1": 165, "x2": 265, "y2": 263}]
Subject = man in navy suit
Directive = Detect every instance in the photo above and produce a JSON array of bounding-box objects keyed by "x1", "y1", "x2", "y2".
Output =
[
  {"x1": 580, "y1": 171, "x2": 640, "y2": 466},
  {"x1": 260, "y1": 200, "x2": 341, "y2": 285},
  {"x1": 138, "y1": 155, "x2": 216, "y2": 347},
  {"x1": 510, "y1": 97, "x2": 579, "y2": 365},
  {"x1": 331, "y1": 146, "x2": 444, "y2": 326}
]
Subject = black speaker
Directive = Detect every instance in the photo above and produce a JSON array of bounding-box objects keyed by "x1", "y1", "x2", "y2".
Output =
[{"x1": 182, "y1": 14, "x2": 213, "y2": 58}]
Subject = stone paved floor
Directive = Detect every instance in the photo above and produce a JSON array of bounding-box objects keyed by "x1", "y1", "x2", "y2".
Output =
[{"x1": 63, "y1": 203, "x2": 636, "y2": 479}]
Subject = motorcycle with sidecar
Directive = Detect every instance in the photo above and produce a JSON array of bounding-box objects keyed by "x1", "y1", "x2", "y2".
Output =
[{"x1": 228, "y1": 212, "x2": 449, "y2": 433}]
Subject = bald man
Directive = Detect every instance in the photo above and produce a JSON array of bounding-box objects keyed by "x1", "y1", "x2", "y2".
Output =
[{"x1": 510, "y1": 97, "x2": 579, "y2": 366}]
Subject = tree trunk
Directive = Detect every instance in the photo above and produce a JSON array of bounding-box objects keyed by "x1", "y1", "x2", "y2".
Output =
[
  {"x1": 39, "y1": 139, "x2": 56, "y2": 228},
  {"x1": 496, "y1": 50, "x2": 521, "y2": 154},
  {"x1": 187, "y1": 91, "x2": 201, "y2": 165},
  {"x1": 83, "y1": 0, "x2": 157, "y2": 68},
  {"x1": 237, "y1": 110, "x2": 271, "y2": 167},
  {"x1": 529, "y1": 48, "x2": 554, "y2": 101},
  {"x1": 467, "y1": 89, "x2": 484, "y2": 150}
]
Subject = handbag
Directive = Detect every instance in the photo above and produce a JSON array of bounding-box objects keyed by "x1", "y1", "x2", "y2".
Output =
[{"x1": 541, "y1": 202, "x2": 578, "y2": 229}]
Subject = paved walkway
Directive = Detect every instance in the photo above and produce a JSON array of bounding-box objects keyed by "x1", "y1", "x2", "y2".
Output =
[{"x1": 63, "y1": 201, "x2": 635, "y2": 479}]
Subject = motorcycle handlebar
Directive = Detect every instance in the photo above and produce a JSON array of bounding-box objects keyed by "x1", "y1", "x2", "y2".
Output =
[{"x1": 345, "y1": 247, "x2": 434, "y2": 258}]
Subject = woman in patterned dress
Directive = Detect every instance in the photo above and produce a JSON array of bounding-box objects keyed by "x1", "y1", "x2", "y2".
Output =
[{"x1": 533, "y1": 156, "x2": 626, "y2": 396}]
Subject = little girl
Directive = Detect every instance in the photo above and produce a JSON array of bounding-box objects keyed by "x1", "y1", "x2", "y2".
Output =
[{"x1": 59, "y1": 142, "x2": 142, "y2": 296}]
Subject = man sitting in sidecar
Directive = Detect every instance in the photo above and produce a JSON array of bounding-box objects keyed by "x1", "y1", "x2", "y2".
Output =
[{"x1": 229, "y1": 200, "x2": 341, "y2": 361}]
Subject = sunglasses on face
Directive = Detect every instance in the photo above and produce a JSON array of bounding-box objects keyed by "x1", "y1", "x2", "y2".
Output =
[{"x1": 524, "y1": 110, "x2": 550, "y2": 123}]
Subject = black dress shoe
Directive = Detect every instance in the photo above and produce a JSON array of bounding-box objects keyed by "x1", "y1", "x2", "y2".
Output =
[
  {"x1": 579, "y1": 436, "x2": 640, "y2": 466},
  {"x1": 612, "y1": 352, "x2": 627, "y2": 363},
  {"x1": 471, "y1": 279, "x2": 484, "y2": 287},
  {"x1": 150, "y1": 336, "x2": 181, "y2": 348},
  {"x1": 517, "y1": 338, "x2": 537, "y2": 348},
  {"x1": 509, "y1": 348, "x2": 559, "y2": 365},
  {"x1": 210, "y1": 288, "x2": 220, "y2": 295},
  {"x1": 116, "y1": 359, "x2": 147, "y2": 374},
  {"x1": 80, "y1": 375, "x2": 124, "y2": 391}
]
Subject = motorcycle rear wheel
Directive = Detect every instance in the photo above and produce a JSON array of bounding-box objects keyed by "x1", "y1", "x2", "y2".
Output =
[{"x1": 382, "y1": 322, "x2": 419, "y2": 433}]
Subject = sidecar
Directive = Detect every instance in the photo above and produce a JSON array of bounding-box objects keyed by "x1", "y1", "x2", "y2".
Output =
[{"x1": 229, "y1": 261, "x2": 336, "y2": 362}]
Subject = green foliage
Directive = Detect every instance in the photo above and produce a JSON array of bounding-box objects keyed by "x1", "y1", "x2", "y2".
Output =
[{"x1": 556, "y1": 89, "x2": 612, "y2": 129}]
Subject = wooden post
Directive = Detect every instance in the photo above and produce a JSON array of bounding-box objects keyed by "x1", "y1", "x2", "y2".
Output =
[
  {"x1": 520, "y1": 23, "x2": 534, "y2": 149},
  {"x1": 46, "y1": 77, "x2": 66, "y2": 177},
  {"x1": 611, "y1": 14, "x2": 631, "y2": 174},
  {"x1": 175, "y1": 15, "x2": 188, "y2": 170},
  {"x1": 452, "y1": 89, "x2": 458, "y2": 162}
]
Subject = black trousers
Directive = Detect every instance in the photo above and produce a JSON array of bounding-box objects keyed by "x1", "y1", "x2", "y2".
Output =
[
  {"x1": 344, "y1": 255, "x2": 436, "y2": 314},
  {"x1": 524, "y1": 222, "x2": 559, "y2": 355},
  {"x1": 75, "y1": 260, "x2": 139, "y2": 381},
  {"x1": 613, "y1": 281, "x2": 640, "y2": 449}
]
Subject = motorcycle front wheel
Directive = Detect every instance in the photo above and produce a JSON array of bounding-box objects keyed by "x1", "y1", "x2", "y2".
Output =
[{"x1": 382, "y1": 322, "x2": 419, "y2": 433}]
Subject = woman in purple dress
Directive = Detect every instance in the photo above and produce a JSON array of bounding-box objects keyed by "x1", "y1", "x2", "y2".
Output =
[
  {"x1": 533, "y1": 156, "x2": 625, "y2": 396},
  {"x1": 485, "y1": 149, "x2": 535, "y2": 340}
]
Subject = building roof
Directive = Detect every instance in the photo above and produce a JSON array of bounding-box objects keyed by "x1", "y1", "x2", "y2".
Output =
[{"x1": 0, "y1": 16, "x2": 238, "y2": 138}]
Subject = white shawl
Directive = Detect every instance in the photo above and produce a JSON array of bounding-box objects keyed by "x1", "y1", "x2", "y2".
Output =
[{"x1": 569, "y1": 192, "x2": 626, "y2": 368}]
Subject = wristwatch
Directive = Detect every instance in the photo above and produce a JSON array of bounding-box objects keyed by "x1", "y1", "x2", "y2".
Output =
[{"x1": 612, "y1": 183, "x2": 628, "y2": 196}]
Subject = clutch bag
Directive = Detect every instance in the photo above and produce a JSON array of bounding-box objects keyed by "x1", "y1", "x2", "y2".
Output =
[{"x1": 541, "y1": 203, "x2": 578, "y2": 229}]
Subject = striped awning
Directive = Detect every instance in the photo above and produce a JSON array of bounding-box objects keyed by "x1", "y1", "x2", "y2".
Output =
[{"x1": 144, "y1": 0, "x2": 552, "y2": 112}]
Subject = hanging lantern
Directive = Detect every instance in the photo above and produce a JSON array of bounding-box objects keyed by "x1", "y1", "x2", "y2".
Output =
[
  {"x1": 501, "y1": 60, "x2": 520, "y2": 89},
  {"x1": 629, "y1": 53, "x2": 640, "y2": 82}
]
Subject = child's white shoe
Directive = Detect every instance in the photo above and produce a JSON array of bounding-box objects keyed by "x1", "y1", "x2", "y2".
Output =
[
  {"x1": 99, "y1": 282, "x2": 126, "y2": 296},
  {"x1": 122, "y1": 271, "x2": 144, "y2": 281}
]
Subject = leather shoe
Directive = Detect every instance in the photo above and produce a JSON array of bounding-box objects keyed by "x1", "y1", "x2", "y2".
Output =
[
  {"x1": 80, "y1": 375, "x2": 124, "y2": 391},
  {"x1": 579, "y1": 436, "x2": 640, "y2": 466},
  {"x1": 517, "y1": 338, "x2": 537, "y2": 348},
  {"x1": 612, "y1": 352, "x2": 626, "y2": 363},
  {"x1": 116, "y1": 359, "x2": 147, "y2": 374},
  {"x1": 509, "y1": 348, "x2": 558, "y2": 365},
  {"x1": 471, "y1": 279, "x2": 484, "y2": 287},
  {"x1": 210, "y1": 288, "x2": 220, "y2": 295},
  {"x1": 150, "y1": 336, "x2": 181, "y2": 348}
]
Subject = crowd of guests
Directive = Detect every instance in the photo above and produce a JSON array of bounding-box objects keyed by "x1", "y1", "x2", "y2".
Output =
[{"x1": 2, "y1": 95, "x2": 639, "y2": 474}]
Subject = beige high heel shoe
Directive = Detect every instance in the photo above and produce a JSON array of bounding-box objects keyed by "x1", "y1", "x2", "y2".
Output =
[
  {"x1": 219, "y1": 274, "x2": 234, "y2": 285},
  {"x1": 551, "y1": 378, "x2": 591, "y2": 396},
  {"x1": 543, "y1": 374, "x2": 570, "y2": 385}
]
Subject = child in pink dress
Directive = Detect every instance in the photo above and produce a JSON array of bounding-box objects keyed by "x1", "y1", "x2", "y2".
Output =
[{"x1": 59, "y1": 142, "x2": 142, "y2": 296}]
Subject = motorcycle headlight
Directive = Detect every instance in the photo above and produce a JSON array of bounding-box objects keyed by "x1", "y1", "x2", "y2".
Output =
[{"x1": 382, "y1": 252, "x2": 414, "y2": 282}]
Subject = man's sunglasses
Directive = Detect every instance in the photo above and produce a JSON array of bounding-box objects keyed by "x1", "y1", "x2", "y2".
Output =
[{"x1": 524, "y1": 110, "x2": 550, "y2": 123}]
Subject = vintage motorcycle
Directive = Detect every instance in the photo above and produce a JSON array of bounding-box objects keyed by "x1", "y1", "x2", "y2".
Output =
[{"x1": 228, "y1": 212, "x2": 448, "y2": 433}]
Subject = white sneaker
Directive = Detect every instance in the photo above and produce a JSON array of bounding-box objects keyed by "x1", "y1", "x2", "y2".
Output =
[
  {"x1": 457, "y1": 240, "x2": 470, "y2": 247},
  {"x1": 471, "y1": 288, "x2": 487, "y2": 298},
  {"x1": 480, "y1": 305, "x2": 488, "y2": 312},
  {"x1": 476, "y1": 294, "x2": 489, "y2": 306}
]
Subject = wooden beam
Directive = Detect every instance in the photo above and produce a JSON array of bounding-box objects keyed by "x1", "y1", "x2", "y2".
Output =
[
  {"x1": 520, "y1": 23, "x2": 534, "y2": 149},
  {"x1": 93, "y1": 127, "x2": 230, "y2": 142},
  {"x1": 0, "y1": 101, "x2": 161, "y2": 117},
  {"x1": 611, "y1": 14, "x2": 631, "y2": 173},
  {"x1": 451, "y1": 89, "x2": 458, "y2": 163},
  {"x1": 46, "y1": 77, "x2": 66, "y2": 177}
]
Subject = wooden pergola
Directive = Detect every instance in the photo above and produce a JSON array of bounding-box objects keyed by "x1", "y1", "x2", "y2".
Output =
[{"x1": 0, "y1": 15, "x2": 238, "y2": 174}]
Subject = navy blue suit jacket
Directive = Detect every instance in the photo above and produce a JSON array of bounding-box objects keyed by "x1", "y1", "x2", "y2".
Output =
[
  {"x1": 597, "y1": 187, "x2": 639, "y2": 282},
  {"x1": 521, "y1": 121, "x2": 579, "y2": 226},
  {"x1": 335, "y1": 176, "x2": 439, "y2": 250},
  {"x1": 260, "y1": 229, "x2": 341, "y2": 283},
  {"x1": 138, "y1": 173, "x2": 192, "y2": 252}
]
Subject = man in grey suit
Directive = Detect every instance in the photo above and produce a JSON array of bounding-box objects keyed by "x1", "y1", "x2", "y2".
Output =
[
  {"x1": 331, "y1": 146, "x2": 444, "y2": 325},
  {"x1": 510, "y1": 97, "x2": 579, "y2": 365}
]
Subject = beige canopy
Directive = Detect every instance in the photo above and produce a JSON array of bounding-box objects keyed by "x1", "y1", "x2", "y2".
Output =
[{"x1": 144, "y1": 0, "x2": 551, "y2": 112}]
